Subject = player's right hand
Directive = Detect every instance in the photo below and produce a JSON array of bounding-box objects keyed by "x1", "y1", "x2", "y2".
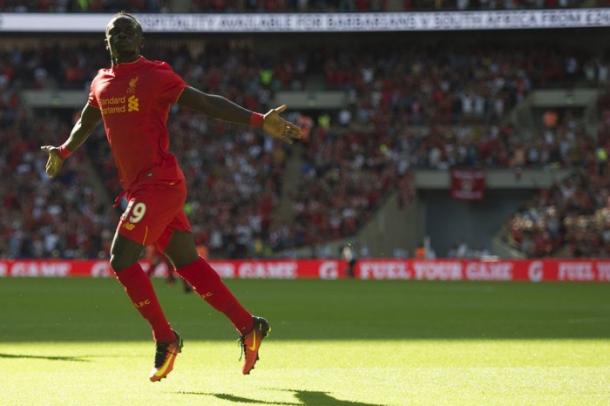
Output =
[{"x1": 40, "y1": 145, "x2": 64, "y2": 178}]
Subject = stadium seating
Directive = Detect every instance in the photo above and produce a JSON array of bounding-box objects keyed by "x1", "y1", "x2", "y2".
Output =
[
  {"x1": 0, "y1": 110, "x2": 116, "y2": 258},
  {"x1": 504, "y1": 169, "x2": 610, "y2": 258},
  {"x1": 0, "y1": 39, "x2": 607, "y2": 258},
  {"x1": 504, "y1": 95, "x2": 610, "y2": 258}
]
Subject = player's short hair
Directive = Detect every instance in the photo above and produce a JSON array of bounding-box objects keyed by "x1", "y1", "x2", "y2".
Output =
[{"x1": 107, "y1": 11, "x2": 143, "y2": 35}]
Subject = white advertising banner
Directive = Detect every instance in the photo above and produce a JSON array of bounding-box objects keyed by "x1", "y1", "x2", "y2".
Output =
[{"x1": 1, "y1": 9, "x2": 610, "y2": 33}]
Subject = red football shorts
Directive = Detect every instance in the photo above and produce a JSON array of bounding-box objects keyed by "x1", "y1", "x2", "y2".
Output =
[{"x1": 116, "y1": 180, "x2": 192, "y2": 252}]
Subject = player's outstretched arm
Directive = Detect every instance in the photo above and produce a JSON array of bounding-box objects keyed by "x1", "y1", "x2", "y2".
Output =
[
  {"x1": 177, "y1": 86, "x2": 302, "y2": 144},
  {"x1": 41, "y1": 103, "x2": 102, "y2": 178}
]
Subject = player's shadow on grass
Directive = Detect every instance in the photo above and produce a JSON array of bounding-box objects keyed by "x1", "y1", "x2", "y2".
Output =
[
  {"x1": 287, "y1": 389, "x2": 384, "y2": 406},
  {"x1": 176, "y1": 389, "x2": 384, "y2": 406},
  {"x1": 0, "y1": 353, "x2": 89, "y2": 362}
]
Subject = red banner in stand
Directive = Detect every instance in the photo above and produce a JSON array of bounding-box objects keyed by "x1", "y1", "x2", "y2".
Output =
[
  {"x1": 450, "y1": 169, "x2": 485, "y2": 200},
  {"x1": 2, "y1": 259, "x2": 610, "y2": 282}
]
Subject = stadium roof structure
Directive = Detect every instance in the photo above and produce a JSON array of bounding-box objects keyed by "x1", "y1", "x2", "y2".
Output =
[{"x1": 1, "y1": 9, "x2": 610, "y2": 33}]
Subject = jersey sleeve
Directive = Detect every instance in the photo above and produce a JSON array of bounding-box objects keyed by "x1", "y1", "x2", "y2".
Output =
[
  {"x1": 156, "y1": 62, "x2": 187, "y2": 105},
  {"x1": 87, "y1": 73, "x2": 100, "y2": 108}
]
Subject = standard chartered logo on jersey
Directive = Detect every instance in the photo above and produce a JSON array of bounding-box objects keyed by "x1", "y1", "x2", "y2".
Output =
[{"x1": 100, "y1": 76, "x2": 140, "y2": 115}]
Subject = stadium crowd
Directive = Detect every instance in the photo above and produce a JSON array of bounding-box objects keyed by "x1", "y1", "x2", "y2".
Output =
[
  {"x1": 0, "y1": 110, "x2": 116, "y2": 259},
  {"x1": 273, "y1": 45, "x2": 602, "y2": 249},
  {"x1": 1, "y1": 39, "x2": 608, "y2": 258},
  {"x1": 505, "y1": 170, "x2": 610, "y2": 258},
  {"x1": 0, "y1": 0, "x2": 589, "y2": 12},
  {"x1": 505, "y1": 99, "x2": 610, "y2": 258},
  {"x1": 3, "y1": 42, "x2": 598, "y2": 124}
]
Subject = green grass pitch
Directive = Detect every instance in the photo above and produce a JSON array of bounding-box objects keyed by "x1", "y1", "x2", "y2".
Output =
[{"x1": 1, "y1": 278, "x2": 610, "y2": 405}]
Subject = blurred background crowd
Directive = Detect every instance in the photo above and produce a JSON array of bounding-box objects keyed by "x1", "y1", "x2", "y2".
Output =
[{"x1": 1, "y1": 3, "x2": 610, "y2": 259}]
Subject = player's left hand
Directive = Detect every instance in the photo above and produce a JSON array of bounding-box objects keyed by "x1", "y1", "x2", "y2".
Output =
[
  {"x1": 263, "y1": 105, "x2": 303, "y2": 144},
  {"x1": 40, "y1": 145, "x2": 64, "y2": 178}
]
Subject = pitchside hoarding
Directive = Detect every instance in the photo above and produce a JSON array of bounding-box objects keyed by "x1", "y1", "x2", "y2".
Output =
[
  {"x1": 1, "y1": 259, "x2": 610, "y2": 282},
  {"x1": 356, "y1": 259, "x2": 610, "y2": 282},
  {"x1": 1, "y1": 9, "x2": 610, "y2": 32},
  {"x1": 0, "y1": 259, "x2": 347, "y2": 279}
]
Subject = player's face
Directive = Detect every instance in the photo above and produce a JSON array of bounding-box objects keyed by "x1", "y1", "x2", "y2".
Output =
[{"x1": 105, "y1": 17, "x2": 143, "y2": 62}]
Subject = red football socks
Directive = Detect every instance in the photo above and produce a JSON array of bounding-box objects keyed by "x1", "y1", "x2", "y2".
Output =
[
  {"x1": 177, "y1": 257, "x2": 254, "y2": 335},
  {"x1": 114, "y1": 262, "x2": 176, "y2": 343}
]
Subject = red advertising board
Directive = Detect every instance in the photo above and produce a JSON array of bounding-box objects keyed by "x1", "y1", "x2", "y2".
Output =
[
  {"x1": 1, "y1": 259, "x2": 610, "y2": 282},
  {"x1": 0, "y1": 259, "x2": 348, "y2": 280},
  {"x1": 355, "y1": 259, "x2": 610, "y2": 282}
]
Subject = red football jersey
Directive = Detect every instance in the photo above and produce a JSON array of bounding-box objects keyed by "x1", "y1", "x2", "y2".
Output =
[{"x1": 88, "y1": 56, "x2": 186, "y2": 190}]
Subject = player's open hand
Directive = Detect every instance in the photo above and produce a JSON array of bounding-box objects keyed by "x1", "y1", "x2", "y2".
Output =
[
  {"x1": 262, "y1": 105, "x2": 303, "y2": 144},
  {"x1": 40, "y1": 145, "x2": 64, "y2": 178}
]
